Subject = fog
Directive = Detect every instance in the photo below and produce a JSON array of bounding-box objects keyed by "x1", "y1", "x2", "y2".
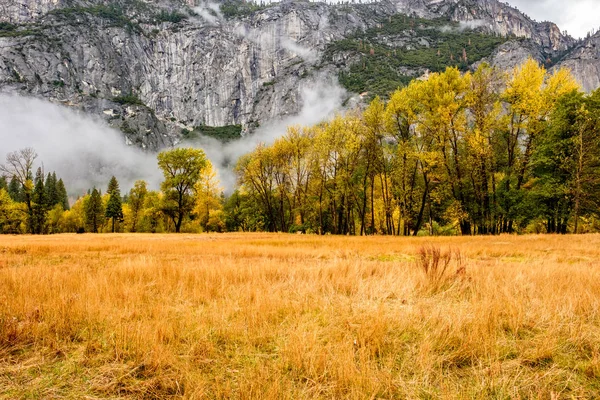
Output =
[
  {"x1": 0, "y1": 0, "x2": 347, "y2": 197},
  {"x1": 440, "y1": 20, "x2": 488, "y2": 33},
  {"x1": 189, "y1": 75, "x2": 347, "y2": 191},
  {"x1": 192, "y1": 1, "x2": 224, "y2": 26},
  {"x1": 0, "y1": 75, "x2": 347, "y2": 196},
  {"x1": 0, "y1": 95, "x2": 161, "y2": 196}
]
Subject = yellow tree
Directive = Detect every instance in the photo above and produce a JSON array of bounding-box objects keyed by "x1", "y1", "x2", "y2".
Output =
[
  {"x1": 63, "y1": 195, "x2": 87, "y2": 233},
  {"x1": 0, "y1": 188, "x2": 26, "y2": 233},
  {"x1": 464, "y1": 63, "x2": 505, "y2": 233},
  {"x1": 0, "y1": 148, "x2": 37, "y2": 233},
  {"x1": 364, "y1": 96, "x2": 395, "y2": 234},
  {"x1": 312, "y1": 114, "x2": 364, "y2": 234},
  {"x1": 236, "y1": 144, "x2": 278, "y2": 232},
  {"x1": 277, "y1": 126, "x2": 314, "y2": 231},
  {"x1": 127, "y1": 180, "x2": 148, "y2": 233},
  {"x1": 194, "y1": 160, "x2": 223, "y2": 232},
  {"x1": 385, "y1": 81, "x2": 422, "y2": 235},
  {"x1": 416, "y1": 67, "x2": 471, "y2": 234}
]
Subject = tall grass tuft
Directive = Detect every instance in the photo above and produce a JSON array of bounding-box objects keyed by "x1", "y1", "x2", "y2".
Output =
[{"x1": 416, "y1": 245, "x2": 465, "y2": 292}]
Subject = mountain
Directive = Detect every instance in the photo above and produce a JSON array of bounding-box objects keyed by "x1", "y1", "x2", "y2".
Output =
[
  {"x1": 553, "y1": 31, "x2": 600, "y2": 92},
  {"x1": 0, "y1": 0, "x2": 595, "y2": 150}
]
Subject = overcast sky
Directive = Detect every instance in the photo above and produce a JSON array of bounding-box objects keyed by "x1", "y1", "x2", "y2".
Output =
[{"x1": 505, "y1": 0, "x2": 599, "y2": 39}]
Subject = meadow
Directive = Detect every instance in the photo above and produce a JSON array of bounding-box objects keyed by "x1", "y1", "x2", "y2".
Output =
[{"x1": 0, "y1": 233, "x2": 599, "y2": 399}]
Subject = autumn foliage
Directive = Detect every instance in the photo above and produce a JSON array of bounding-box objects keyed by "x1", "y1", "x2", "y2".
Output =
[{"x1": 235, "y1": 60, "x2": 600, "y2": 235}]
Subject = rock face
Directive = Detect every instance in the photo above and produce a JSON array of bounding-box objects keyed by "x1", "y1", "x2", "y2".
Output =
[
  {"x1": 0, "y1": 0, "x2": 596, "y2": 150},
  {"x1": 0, "y1": 0, "x2": 64, "y2": 23},
  {"x1": 391, "y1": 0, "x2": 575, "y2": 52},
  {"x1": 554, "y1": 32, "x2": 600, "y2": 92}
]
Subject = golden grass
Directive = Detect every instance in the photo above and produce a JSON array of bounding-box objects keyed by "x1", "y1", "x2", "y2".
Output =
[{"x1": 1, "y1": 233, "x2": 599, "y2": 399}]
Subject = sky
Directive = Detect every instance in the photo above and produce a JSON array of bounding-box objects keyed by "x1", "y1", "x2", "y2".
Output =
[{"x1": 505, "y1": 0, "x2": 600, "y2": 39}]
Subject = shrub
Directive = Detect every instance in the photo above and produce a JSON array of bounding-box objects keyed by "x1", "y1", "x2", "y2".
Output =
[{"x1": 113, "y1": 93, "x2": 145, "y2": 106}]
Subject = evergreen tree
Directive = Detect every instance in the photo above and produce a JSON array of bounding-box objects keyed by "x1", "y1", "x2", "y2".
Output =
[
  {"x1": 8, "y1": 175, "x2": 23, "y2": 202},
  {"x1": 56, "y1": 178, "x2": 69, "y2": 210},
  {"x1": 105, "y1": 176, "x2": 123, "y2": 233},
  {"x1": 0, "y1": 176, "x2": 7, "y2": 192},
  {"x1": 44, "y1": 172, "x2": 58, "y2": 207},
  {"x1": 31, "y1": 167, "x2": 47, "y2": 234},
  {"x1": 85, "y1": 188, "x2": 104, "y2": 233}
]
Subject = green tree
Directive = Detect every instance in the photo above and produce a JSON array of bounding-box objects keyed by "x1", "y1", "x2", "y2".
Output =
[
  {"x1": 573, "y1": 89, "x2": 600, "y2": 231},
  {"x1": 105, "y1": 176, "x2": 123, "y2": 233},
  {"x1": 31, "y1": 167, "x2": 47, "y2": 234},
  {"x1": 56, "y1": 178, "x2": 69, "y2": 210},
  {"x1": 533, "y1": 89, "x2": 600, "y2": 233},
  {"x1": 85, "y1": 188, "x2": 105, "y2": 233},
  {"x1": 0, "y1": 176, "x2": 7, "y2": 192},
  {"x1": 128, "y1": 180, "x2": 148, "y2": 232},
  {"x1": 157, "y1": 148, "x2": 208, "y2": 232},
  {"x1": 7, "y1": 176, "x2": 21, "y2": 202},
  {"x1": 223, "y1": 189, "x2": 246, "y2": 232},
  {"x1": 44, "y1": 172, "x2": 58, "y2": 207}
]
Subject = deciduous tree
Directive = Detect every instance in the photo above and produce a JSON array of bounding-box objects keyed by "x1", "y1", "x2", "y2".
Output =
[{"x1": 157, "y1": 148, "x2": 208, "y2": 233}]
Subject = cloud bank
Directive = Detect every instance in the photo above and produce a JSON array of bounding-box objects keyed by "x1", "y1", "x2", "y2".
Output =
[
  {"x1": 187, "y1": 74, "x2": 347, "y2": 192},
  {"x1": 0, "y1": 75, "x2": 347, "y2": 196},
  {"x1": 0, "y1": 95, "x2": 161, "y2": 196}
]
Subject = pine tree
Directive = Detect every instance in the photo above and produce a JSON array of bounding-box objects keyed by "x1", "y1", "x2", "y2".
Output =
[
  {"x1": 56, "y1": 178, "x2": 69, "y2": 210},
  {"x1": 31, "y1": 167, "x2": 47, "y2": 234},
  {"x1": 107, "y1": 176, "x2": 119, "y2": 196},
  {"x1": 8, "y1": 175, "x2": 23, "y2": 202},
  {"x1": 44, "y1": 172, "x2": 58, "y2": 207},
  {"x1": 85, "y1": 188, "x2": 104, "y2": 233},
  {"x1": 105, "y1": 176, "x2": 123, "y2": 233},
  {"x1": 0, "y1": 176, "x2": 7, "y2": 192}
]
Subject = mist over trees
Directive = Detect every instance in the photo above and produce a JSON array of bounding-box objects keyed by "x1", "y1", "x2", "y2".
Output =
[{"x1": 1, "y1": 60, "x2": 599, "y2": 235}]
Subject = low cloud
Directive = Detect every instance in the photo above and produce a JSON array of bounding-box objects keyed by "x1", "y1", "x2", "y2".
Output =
[
  {"x1": 0, "y1": 95, "x2": 161, "y2": 196},
  {"x1": 192, "y1": 1, "x2": 224, "y2": 26},
  {"x1": 439, "y1": 19, "x2": 487, "y2": 33},
  {"x1": 0, "y1": 74, "x2": 347, "y2": 196},
  {"x1": 188, "y1": 74, "x2": 348, "y2": 192}
]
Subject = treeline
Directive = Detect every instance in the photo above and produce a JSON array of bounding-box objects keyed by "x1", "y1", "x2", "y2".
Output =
[
  {"x1": 233, "y1": 60, "x2": 600, "y2": 235},
  {"x1": 0, "y1": 148, "x2": 223, "y2": 234},
  {"x1": 0, "y1": 149, "x2": 70, "y2": 234},
  {"x1": 2, "y1": 60, "x2": 600, "y2": 236}
]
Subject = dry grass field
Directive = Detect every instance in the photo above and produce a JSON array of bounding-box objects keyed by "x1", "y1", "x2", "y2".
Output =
[{"x1": 0, "y1": 233, "x2": 599, "y2": 399}]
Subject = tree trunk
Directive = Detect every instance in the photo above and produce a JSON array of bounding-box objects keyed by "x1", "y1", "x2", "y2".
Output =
[{"x1": 413, "y1": 175, "x2": 429, "y2": 236}]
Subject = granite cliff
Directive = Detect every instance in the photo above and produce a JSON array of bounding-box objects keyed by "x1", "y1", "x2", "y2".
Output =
[{"x1": 0, "y1": 0, "x2": 595, "y2": 149}]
